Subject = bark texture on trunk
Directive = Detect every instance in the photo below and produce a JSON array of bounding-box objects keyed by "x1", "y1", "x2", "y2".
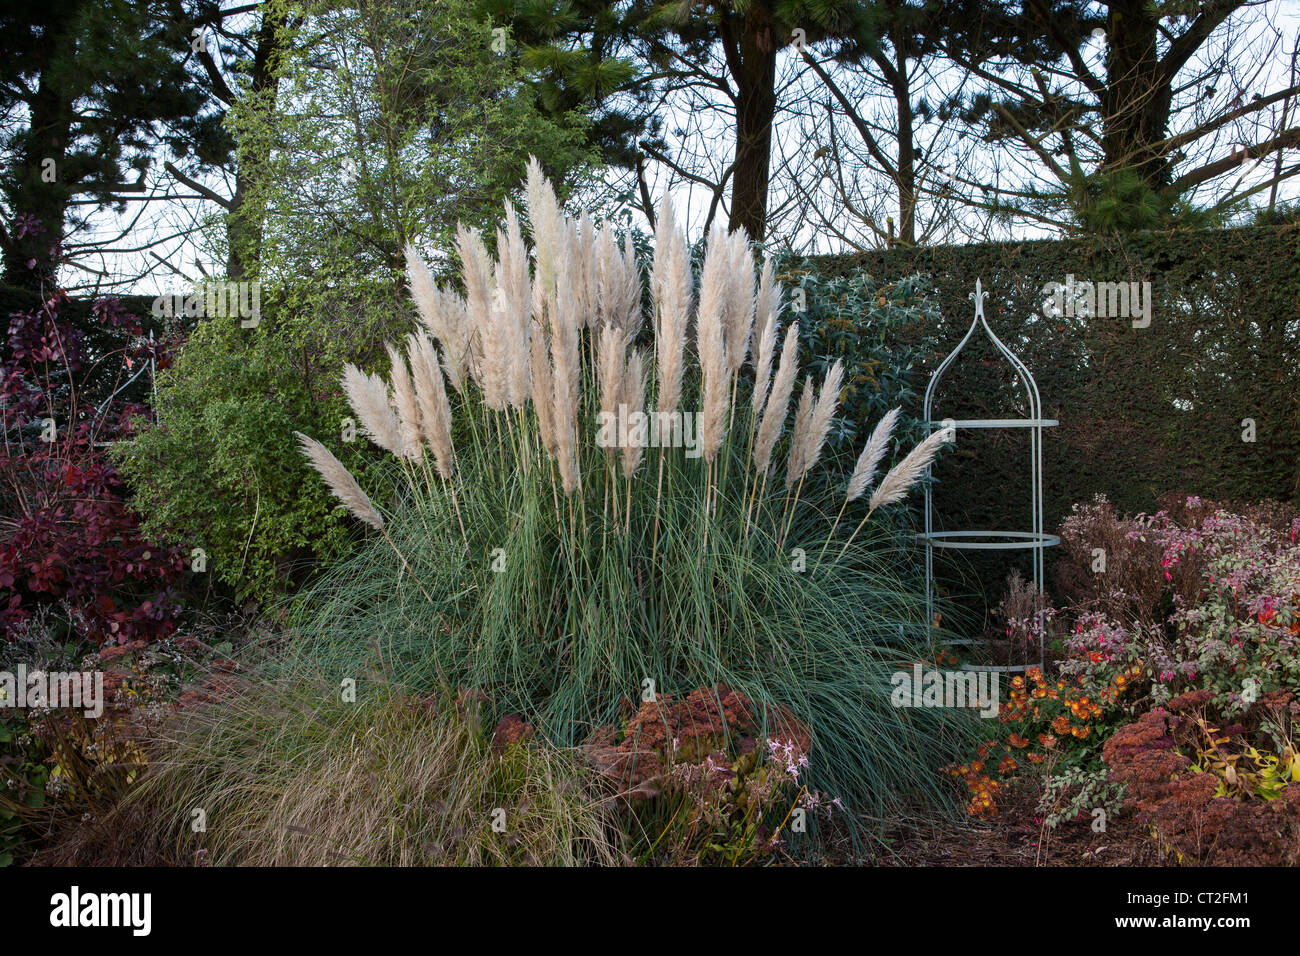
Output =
[{"x1": 727, "y1": 2, "x2": 778, "y2": 241}]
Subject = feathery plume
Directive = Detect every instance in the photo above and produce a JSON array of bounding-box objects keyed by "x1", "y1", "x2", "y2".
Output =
[
  {"x1": 798, "y1": 359, "x2": 843, "y2": 478},
  {"x1": 525, "y1": 156, "x2": 565, "y2": 301},
  {"x1": 597, "y1": 324, "x2": 626, "y2": 459},
  {"x1": 497, "y1": 202, "x2": 531, "y2": 320},
  {"x1": 785, "y1": 375, "x2": 815, "y2": 489},
  {"x1": 386, "y1": 343, "x2": 423, "y2": 461},
  {"x1": 407, "y1": 332, "x2": 455, "y2": 479},
  {"x1": 652, "y1": 198, "x2": 690, "y2": 418},
  {"x1": 455, "y1": 223, "x2": 493, "y2": 388},
  {"x1": 342, "y1": 363, "x2": 402, "y2": 458},
  {"x1": 752, "y1": 258, "x2": 781, "y2": 417},
  {"x1": 496, "y1": 202, "x2": 533, "y2": 407},
  {"x1": 599, "y1": 230, "x2": 641, "y2": 337},
  {"x1": 596, "y1": 228, "x2": 620, "y2": 329},
  {"x1": 621, "y1": 349, "x2": 646, "y2": 479},
  {"x1": 476, "y1": 288, "x2": 511, "y2": 411},
  {"x1": 550, "y1": 285, "x2": 582, "y2": 494},
  {"x1": 295, "y1": 432, "x2": 383, "y2": 530},
  {"x1": 753, "y1": 321, "x2": 799, "y2": 474},
  {"x1": 868, "y1": 426, "x2": 956, "y2": 511},
  {"x1": 697, "y1": 225, "x2": 731, "y2": 463},
  {"x1": 405, "y1": 242, "x2": 440, "y2": 329},
  {"x1": 617, "y1": 233, "x2": 643, "y2": 337},
  {"x1": 723, "y1": 227, "x2": 755, "y2": 376},
  {"x1": 846, "y1": 408, "x2": 901, "y2": 503},
  {"x1": 439, "y1": 288, "x2": 471, "y2": 394},
  {"x1": 405, "y1": 245, "x2": 470, "y2": 392},
  {"x1": 530, "y1": 326, "x2": 558, "y2": 459}
]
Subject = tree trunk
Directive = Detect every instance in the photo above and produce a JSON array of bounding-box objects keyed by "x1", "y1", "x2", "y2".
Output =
[
  {"x1": 728, "y1": 3, "x2": 778, "y2": 241},
  {"x1": 3, "y1": 11, "x2": 74, "y2": 291},
  {"x1": 892, "y1": 43, "x2": 916, "y2": 245},
  {"x1": 1100, "y1": 0, "x2": 1172, "y2": 189}
]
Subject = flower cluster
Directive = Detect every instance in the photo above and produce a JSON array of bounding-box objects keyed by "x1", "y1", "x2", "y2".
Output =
[
  {"x1": 946, "y1": 665, "x2": 1139, "y2": 818},
  {"x1": 1062, "y1": 497, "x2": 1300, "y2": 712}
]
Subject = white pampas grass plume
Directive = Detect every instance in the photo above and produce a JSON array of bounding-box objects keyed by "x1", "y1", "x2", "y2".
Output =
[
  {"x1": 405, "y1": 242, "x2": 441, "y2": 328},
  {"x1": 785, "y1": 375, "x2": 815, "y2": 489},
  {"x1": 407, "y1": 333, "x2": 455, "y2": 479},
  {"x1": 342, "y1": 362, "x2": 402, "y2": 458},
  {"x1": 439, "y1": 289, "x2": 472, "y2": 393},
  {"x1": 526, "y1": 156, "x2": 565, "y2": 300},
  {"x1": 455, "y1": 223, "x2": 493, "y2": 387},
  {"x1": 868, "y1": 425, "x2": 956, "y2": 511},
  {"x1": 752, "y1": 257, "x2": 781, "y2": 417},
  {"x1": 597, "y1": 324, "x2": 626, "y2": 459},
  {"x1": 386, "y1": 343, "x2": 423, "y2": 461},
  {"x1": 697, "y1": 225, "x2": 731, "y2": 463},
  {"x1": 798, "y1": 359, "x2": 843, "y2": 478},
  {"x1": 474, "y1": 288, "x2": 511, "y2": 411},
  {"x1": 599, "y1": 230, "x2": 642, "y2": 337},
  {"x1": 724, "y1": 227, "x2": 755, "y2": 376},
  {"x1": 549, "y1": 287, "x2": 582, "y2": 495},
  {"x1": 622, "y1": 349, "x2": 646, "y2": 479},
  {"x1": 617, "y1": 233, "x2": 643, "y2": 337},
  {"x1": 846, "y1": 407, "x2": 901, "y2": 503},
  {"x1": 497, "y1": 202, "x2": 531, "y2": 320},
  {"x1": 295, "y1": 432, "x2": 384, "y2": 530},
  {"x1": 596, "y1": 228, "x2": 619, "y2": 329},
  {"x1": 553, "y1": 408, "x2": 581, "y2": 496},
  {"x1": 561, "y1": 217, "x2": 588, "y2": 329},
  {"x1": 651, "y1": 198, "x2": 690, "y2": 417},
  {"x1": 530, "y1": 327, "x2": 558, "y2": 459},
  {"x1": 496, "y1": 202, "x2": 532, "y2": 407},
  {"x1": 405, "y1": 245, "x2": 470, "y2": 393},
  {"x1": 753, "y1": 321, "x2": 798, "y2": 474}
]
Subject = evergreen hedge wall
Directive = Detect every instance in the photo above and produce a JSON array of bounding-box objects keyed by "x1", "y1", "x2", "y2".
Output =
[{"x1": 810, "y1": 223, "x2": 1300, "y2": 536}]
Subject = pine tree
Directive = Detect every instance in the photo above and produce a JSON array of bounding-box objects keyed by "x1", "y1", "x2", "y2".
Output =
[{"x1": 0, "y1": 0, "x2": 229, "y2": 290}]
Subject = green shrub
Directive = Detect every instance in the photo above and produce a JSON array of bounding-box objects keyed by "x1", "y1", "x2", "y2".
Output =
[
  {"x1": 114, "y1": 296, "x2": 402, "y2": 603},
  {"x1": 775, "y1": 260, "x2": 934, "y2": 471}
]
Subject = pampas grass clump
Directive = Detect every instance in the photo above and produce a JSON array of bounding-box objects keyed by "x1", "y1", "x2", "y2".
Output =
[{"x1": 290, "y1": 157, "x2": 972, "y2": 825}]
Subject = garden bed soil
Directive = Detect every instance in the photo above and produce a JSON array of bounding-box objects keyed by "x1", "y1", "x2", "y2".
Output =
[{"x1": 870, "y1": 779, "x2": 1148, "y2": 867}]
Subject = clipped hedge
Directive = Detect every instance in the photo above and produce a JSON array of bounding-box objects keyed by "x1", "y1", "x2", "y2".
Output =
[
  {"x1": 809, "y1": 224, "x2": 1300, "y2": 620},
  {"x1": 812, "y1": 224, "x2": 1300, "y2": 527}
]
